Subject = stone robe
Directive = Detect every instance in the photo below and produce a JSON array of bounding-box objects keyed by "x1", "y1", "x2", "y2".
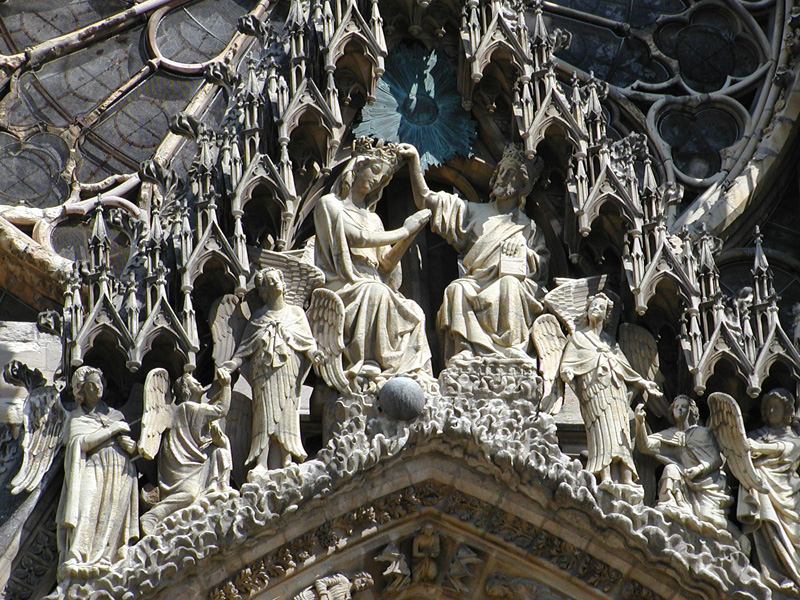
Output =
[
  {"x1": 644, "y1": 425, "x2": 730, "y2": 527},
  {"x1": 428, "y1": 192, "x2": 548, "y2": 360},
  {"x1": 314, "y1": 195, "x2": 433, "y2": 382},
  {"x1": 234, "y1": 305, "x2": 317, "y2": 463},
  {"x1": 738, "y1": 426, "x2": 800, "y2": 590},
  {"x1": 560, "y1": 328, "x2": 643, "y2": 477},
  {"x1": 57, "y1": 404, "x2": 138, "y2": 574}
]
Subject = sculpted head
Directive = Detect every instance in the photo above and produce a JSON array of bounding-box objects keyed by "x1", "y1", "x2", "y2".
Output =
[
  {"x1": 339, "y1": 137, "x2": 402, "y2": 208},
  {"x1": 254, "y1": 267, "x2": 285, "y2": 303},
  {"x1": 351, "y1": 572, "x2": 374, "y2": 592},
  {"x1": 490, "y1": 144, "x2": 535, "y2": 209},
  {"x1": 668, "y1": 395, "x2": 699, "y2": 428},
  {"x1": 174, "y1": 373, "x2": 205, "y2": 403},
  {"x1": 761, "y1": 388, "x2": 796, "y2": 428},
  {"x1": 586, "y1": 293, "x2": 613, "y2": 325},
  {"x1": 72, "y1": 366, "x2": 105, "y2": 410}
]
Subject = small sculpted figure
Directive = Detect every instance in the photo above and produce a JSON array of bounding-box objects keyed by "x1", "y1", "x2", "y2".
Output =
[
  {"x1": 739, "y1": 389, "x2": 800, "y2": 591},
  {"x1": 560, "y1": 293, "x2": 661, "y2": 492},
  {"x1": 138, "y1": 368, "x2": 233, "y2": 536},
  {"x1": 412, "y1": 523, "x2": 440, "y2": 583},
  {"x1": 223, "y1": 267, "x2": 320, "y2": 475},
  {"x1": 792, "y1": 302, "x2": 800, "y2": 347},
  {"x1": 402, "y1": 142, "x2": 549, "y2": 364},
  {"x1": 292, "y1": 571, "x2": 374, "y2": 600},
  {"x1": 313, "y1": 137, "x2": 434, "y2": 390},
  {"x1": 57, "y1": 366, "x2": 138, "y2": 580},
  {"x1": 634, "y1": 396, "x2": 731, "y2": 528}
]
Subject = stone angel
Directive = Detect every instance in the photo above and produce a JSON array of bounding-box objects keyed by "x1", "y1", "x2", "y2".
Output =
[
  {"x1": 57, "y1": 366, "x2": 139, "y2": 581},
  {"x1": 634, "y1": 395, "x2": 731, "y2": 529},
  {"x1": 533, "y1": 280, "x2": 662, "y2": 497},
  {"x1": 709, "y1": 389, "x2": 800, "y2": 591},
  {"x1": 137, "y1": 366, "x2": 233, "y2": 536},
  {"x1": 2, "y1": 360, "x2": 66, "y2": 495},
  {"x1": 211, "y1": 264, "x2": 323, "y2": 476}
]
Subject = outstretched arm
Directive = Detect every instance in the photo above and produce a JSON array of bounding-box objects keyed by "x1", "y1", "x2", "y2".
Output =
[{"x1": 398, "y1": 144, "x2": 437, "y2": 210}]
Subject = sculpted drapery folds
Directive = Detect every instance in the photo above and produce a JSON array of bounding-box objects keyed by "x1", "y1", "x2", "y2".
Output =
[
  {"x1": 402, "y1": 143, "x2": 549, "y2": 364},
  {"x1": 739, "y1": 389, "x2": 800, "y2": 591},
  {"x1": 313, "y1": 137, "x2": 434, "y2": 390},
  {"x1": 223, "y1": 268, "x2": 320, "y2": 474},
  {"x1": 139, "y1": 368, "x2": 234, "y2": 536},
  {"x1": 635, "y1": 396, "x2": 731, "y2": 528},
  {"x1": 57, "y1": 366, "x2": 138, "y2": 581},
  {"x1": 560, "y1": 294, "x2": 661, "y2": 489}
]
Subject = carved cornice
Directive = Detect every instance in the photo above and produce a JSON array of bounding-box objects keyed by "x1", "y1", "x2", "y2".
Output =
[{"x1": 52, "y1": 393, "x2": 774, "y2": 600}]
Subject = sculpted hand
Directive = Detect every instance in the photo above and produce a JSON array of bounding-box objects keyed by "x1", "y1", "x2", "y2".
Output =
[
  {"x1": 310, "y1": 349, "x2": 325, "y2": 364},
  {"x1": 112, "y1": 420, "x2": 131, "y2": 435},
  {"x1": 643, "y1": 380, "x2": 663, "y2": 397},
  {"x1": 118, "y1": 435, "x2": 137, "y2": 455},
  {"x1": 634, "y1": 403, "x2": 647, "y2": 423},
  {"x1": 685, "y1": 466, "x2": 701, "y2": 480},
  {"x1": 215, "y1": 366, "x2": 232, "y2": 387},
  {"x1": 404, "y1": 209, "x2": 431, "y2": 234},
  {"x1": 397, "y1": 143, "x2": 419, "y2": 160},
  {"x1": 501, "y1": 238, "x2": 524, "y2": 257},
  {"x1": 562, "y1": 368, "x2": 574, "y2": 382}
]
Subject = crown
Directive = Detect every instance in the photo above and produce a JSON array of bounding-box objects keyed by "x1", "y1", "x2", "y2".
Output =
[
  {"x1": 352, "y1": 136, "x2": 403, "y2": 171},
  {"x1": 499, "y1": 143, "x2": 527, "y2": 169}
]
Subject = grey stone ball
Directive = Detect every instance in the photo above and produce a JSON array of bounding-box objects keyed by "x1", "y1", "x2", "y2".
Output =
[{"x1": 378, "y1": 377, "x2": 425, "y2": 421}]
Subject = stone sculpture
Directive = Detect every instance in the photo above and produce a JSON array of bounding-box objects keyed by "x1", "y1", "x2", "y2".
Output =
[
  {"x1": 292, "y1": 571, "x2": 374, "y2": 600},
  {"x1": 709, "y1": 389, "x2": 800, "y2": 592},
  {"x1": 217, "y1": 267, "x2": 320, "y2": 476},
  {"x1": 412, "y1": 523, "x2": 441, "y2": 583},
  {"x1": 138, "y1": 367, "x2": 233, "y2": 536},
  {"x1": 57, "y1": 366, "x2": 139, "y2": 581},
  {"x1": 402, "y1": 142, "x2": 549, "y2": 364},
  {"x1": 313, "y1": 137, "x2": 434, "y2": 391},
  {"x1": 634, "y1": 396, "x2": 731, "y2": 528},
  {"x1": 559, "y1": 293, "x2": 661, "y2": 497}
]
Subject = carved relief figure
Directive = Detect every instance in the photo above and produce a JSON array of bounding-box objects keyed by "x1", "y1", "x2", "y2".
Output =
[
  {"x1": 138, "y1": 367, "x2": 233, "y2": 536},
  {"x1": 560, "y1": 293, "x2": 661, "y2": 491},
  {"x1": 57, "y1": 366, "x2": 139, "y2": 580},
  {"x1": 634, "y1": 396, "x2": 731, "y2": 528},
  {"x1": 221, "y1": 267, "x2": 320, "y2": 474},
  {"x1": 412, "y1": 523, "x2": 440, "y2": 583},
  {"x1": 712, "y1": 389, "x2": 800, "y2": 591},
  {"x1": 313, "y1": 137, "x2": 433, "y2": 390},
  {"x1": 402, "y1": 142, "x2": 549, "y2": 364},
  {"x1": 292, "y1": 571, "x2": 374, "y2": 600}
]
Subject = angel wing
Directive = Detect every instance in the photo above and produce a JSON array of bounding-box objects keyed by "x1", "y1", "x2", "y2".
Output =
[
  {"x1": 707, "y1": 392, "x2": 768, "y2": 493},
  {"x1": 306, "y1": 288, "x2": 349, "y2": 394},
  {"x1": 617, "y1": 323, "x2": 669, "y2": 417},
  {"x1": 253, "y1": 249, "x2": 325, "y2": 308},
  {"x1": 210, "y1": 294, "x2": 250, "y2": 367},
  {"x1": 3, "y1": 361, "x2": 66, "y2": 495},
  {"x1": 138, "y1": 368, "x2": 176, "y2": 460},
  {"x1": 543, "y1": 276, "x2": 614, "y2": 333},
  {"x1": 531, "y1": 314, "x2": 567, "y2": 414}
]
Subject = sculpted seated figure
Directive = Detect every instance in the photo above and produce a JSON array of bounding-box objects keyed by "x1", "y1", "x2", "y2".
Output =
[
  {"x1": 314, "y1": 138, "x2": 434, "y2": 389},
  {"x1": 402, "y1": 143, "x2": 549, "y2": 364}
]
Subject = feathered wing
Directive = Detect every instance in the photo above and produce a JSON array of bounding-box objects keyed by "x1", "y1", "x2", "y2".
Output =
[
  {"x1": 138, "y1": 368, "x2": 175, "y2": 460},
  {"x1": 543, "y1": 276, "x2": 610, "y2": 332},
  {"x1": 531, "y1": 314, "x2": 567, "y2": 414},
  {"x1": 617, "y1": 323, "x2": 669, "y2": 417},
  {"x1": 707, "y1": 392, "x2": 768, "y2": 493},
  {"x1": 306, "y1": 288, "x2": 349, "y2": 394},
  {"x1": 254, "y1": 249, "x2": 325, "y2": 308},
  {"x1": 9, "y1": 385, "x2": 66, "y2": 495},
  {"x1": 210, "y1": 294, "x2": 249, "y2": 367}
]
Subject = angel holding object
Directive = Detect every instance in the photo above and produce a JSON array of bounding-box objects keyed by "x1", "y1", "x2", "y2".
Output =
[
  {"x1": 216, "y1": 267, "x2": 321, "y2": 476},
  {"x1": 313, "y1": 137, "x2": 434, "y2": 391},
  {"x1": 709, "y1": 389, "x2": 800, "y2": 591},
  {"x1": 401, "y1": 142, "x2": 549, "y2": 365},
  {"x1": 57, "y1": 366, "x2": 138, "y2": 580},
  {"x1": 634, "y1": 396, "x2": 731, "y2": 529},
  {"x1": 138, "y1": 367, "x2": 233, "y2": 536},
  {"x1": 559, "y1": 293, "x2": 661, "y2": 496}
]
